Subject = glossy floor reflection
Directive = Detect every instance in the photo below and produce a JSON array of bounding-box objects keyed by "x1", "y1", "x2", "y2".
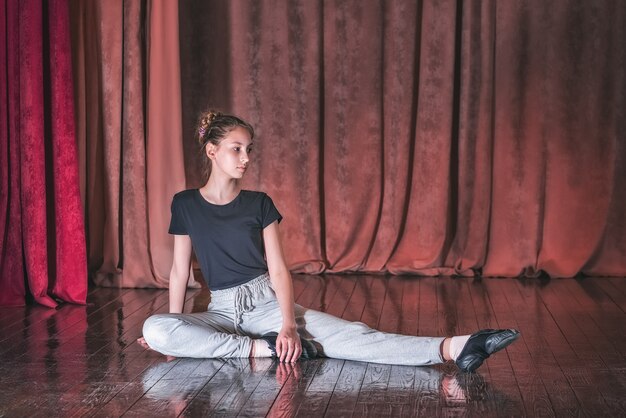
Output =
[
  {"x1": 0, "y1": 275, "x2": 625, "y2": 417},
  {"x1": 129, "y1": 357, "x2": 515, "y2": 416}
]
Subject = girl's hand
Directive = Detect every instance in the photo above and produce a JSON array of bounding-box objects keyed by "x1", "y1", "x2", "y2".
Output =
[{"x1": 276, "y1": 326, "x2": 302, "y2": 363}]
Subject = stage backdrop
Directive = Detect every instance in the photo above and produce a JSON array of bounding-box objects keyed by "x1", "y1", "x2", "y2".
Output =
[{"x1": 72, "y1": 0, "x2": 625, "y2": 287}]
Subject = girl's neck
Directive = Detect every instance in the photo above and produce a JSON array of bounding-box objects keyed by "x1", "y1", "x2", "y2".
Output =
[{"x1": 200, "y1": 175, "x2": 241, "y2": 205}]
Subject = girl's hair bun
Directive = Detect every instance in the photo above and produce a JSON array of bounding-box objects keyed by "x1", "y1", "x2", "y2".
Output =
[
  {"x1": 206, "y1": 110, "x2": 221, "y2": 124},
  {"x1": 197, "y1": 110, "x2": 222, "y2": 144}
]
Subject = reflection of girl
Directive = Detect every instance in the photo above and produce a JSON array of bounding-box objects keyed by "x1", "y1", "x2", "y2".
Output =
[{"x1": 140, "y1": 111, "x2": 519, "y2": 372}]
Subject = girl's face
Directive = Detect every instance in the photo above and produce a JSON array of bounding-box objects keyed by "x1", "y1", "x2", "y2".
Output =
[{"x1": 207, "y1": 126, "x2": 253, "y2": 180}]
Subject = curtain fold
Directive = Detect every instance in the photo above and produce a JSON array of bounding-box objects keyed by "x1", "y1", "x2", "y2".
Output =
[
  {"x1": 385, "y1": 0, "x2": 459, "y2": 275},
  {"x1": 321, "y1": 0, "x2": 386, "y2": 272},
  {"x1": 0, "y1": 0, "x2": 87, "y2": 307},
  {"x1": 70, "y1": 0, "x2": 195, "y2": 288},
  {"x1": 229, "y1": 0, "x2": 327, "y2": 273},
  {"x1": 484, "y1": 0, "x2": 626, "y2": 277},
  {"x1": 146, "y1": 0, "x2": 189, "y2": 284}
]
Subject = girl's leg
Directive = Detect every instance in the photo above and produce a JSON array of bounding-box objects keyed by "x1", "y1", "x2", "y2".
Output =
[
  {"x1": 294, "y1": 306, "x2": 519, "y2": 371},
  {"x1": 240, "y1": 297, "x2": 443, "y2": 366},
  {"x1": 295, "y1": 305, "x2": 445, "y2": 366},
  {"x1": 142, "y1": 311, "x2": 253, "y2": 358}
]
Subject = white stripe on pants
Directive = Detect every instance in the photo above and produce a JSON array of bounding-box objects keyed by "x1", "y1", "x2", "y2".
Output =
[{"x1": 142, "y1": 273, "x2": 445, "y2": 366}]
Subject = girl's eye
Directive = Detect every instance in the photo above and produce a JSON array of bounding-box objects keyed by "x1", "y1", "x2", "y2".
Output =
[
  {"x1": 233, "y1": 147, "x2": 240, "y2": 152},
  {"x1": 247, "y1": 148, "x2": 253, "y2": 153}
]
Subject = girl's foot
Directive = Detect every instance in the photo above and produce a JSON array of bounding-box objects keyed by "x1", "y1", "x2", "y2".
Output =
[
  {"x1": 455, "y1": 329, "x2": 520, "y2": 373},
  {"x1": 137, "y1": 336, "x2": 176, "y2": 362}
]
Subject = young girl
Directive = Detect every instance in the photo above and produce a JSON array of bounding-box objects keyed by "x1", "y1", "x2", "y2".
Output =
[{"x1": 140, "y1": 111, "x2": 519, "y2": 372}]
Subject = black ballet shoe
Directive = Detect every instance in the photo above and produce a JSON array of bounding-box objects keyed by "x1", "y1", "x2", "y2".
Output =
[
  {"x1": 455, "y1": 329, "x2": 520, "y2": 373},
  {"x1": 260, "y1": 332, "x2": 318, "y2": 360}
]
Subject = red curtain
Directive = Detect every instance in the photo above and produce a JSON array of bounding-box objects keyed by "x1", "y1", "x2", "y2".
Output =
[{"x1": 0, "y1": 0, "x2": 87, "y2": 307}]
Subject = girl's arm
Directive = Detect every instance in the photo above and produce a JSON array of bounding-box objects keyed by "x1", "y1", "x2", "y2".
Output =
[
  {"x1": 169, "y1": 234, "x2": 193, "y2": 313},
  {"x1": 263, "y1": 221, "x2": 302, "y2": 363},
  {"x1": 138, "y1": 234, "x2": 192, "y2": 349}
]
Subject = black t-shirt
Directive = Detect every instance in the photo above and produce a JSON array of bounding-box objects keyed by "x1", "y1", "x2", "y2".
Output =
[{"x1": 168, "y1": 189, "x2": 282, "y2": 290}]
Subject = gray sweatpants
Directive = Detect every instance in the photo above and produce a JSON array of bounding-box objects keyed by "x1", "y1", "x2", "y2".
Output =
[{"x1": 142, "y1": 274, "x2": 444, "y2": 366}]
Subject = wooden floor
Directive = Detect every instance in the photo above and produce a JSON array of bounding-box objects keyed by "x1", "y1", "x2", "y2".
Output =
[{"x1": 1, "y1": 275, "x2": 625, "y2": 417}]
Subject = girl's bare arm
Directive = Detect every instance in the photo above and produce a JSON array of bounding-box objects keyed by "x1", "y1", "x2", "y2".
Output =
[
  {"x1": 263, "y1": 221, "x2": 302, "y2": 362},
  {"x1": 168, "y1": 234, "x2": 193, "y2": 313}
]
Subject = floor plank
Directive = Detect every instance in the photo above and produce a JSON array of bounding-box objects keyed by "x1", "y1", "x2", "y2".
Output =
[
  {"x1": 502, "y1": 279, "x2": 585, "y2": 416},
  {"x1": 265, "y1": 359, "x2": 321, "y2": 417},
  {"x1": 483, "y1": 279, "x2": 556, "y2": 417},
  {"x1": 542, "y1": 280, "x2": 626, "y2": 416},
  {"x1": 324, "y1": 360, "x2": 368, "y2": 417}
]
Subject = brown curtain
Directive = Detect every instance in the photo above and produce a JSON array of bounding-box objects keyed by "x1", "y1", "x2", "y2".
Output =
[
  {"x1": 178, "y1": 0, "x2": 625, "y2": 278},
  {"x1": 70, "y1": 0, "x2": 197, "y2": 287},
  {"x1": 67, "y1": 0, "x2": 624, "y2": 285}
]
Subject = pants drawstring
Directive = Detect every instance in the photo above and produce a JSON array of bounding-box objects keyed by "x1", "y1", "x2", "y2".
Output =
[
  {"x1": 233, "y1": 284, "x2": 254, "y2": 334},
  {"x1": 211, "y1": 273, "x2": 268, "y2": 334}
]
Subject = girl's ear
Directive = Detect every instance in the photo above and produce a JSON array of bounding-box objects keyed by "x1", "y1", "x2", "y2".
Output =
[{"x1": 206, "y1": 143, "x2": 217, "y2": 160}]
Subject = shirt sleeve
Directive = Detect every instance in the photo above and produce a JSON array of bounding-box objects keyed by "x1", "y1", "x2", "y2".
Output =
[
  {"x1": 261, "y1": 193, "x2": 283, "y2": 228},
  {"x1": 168, "y1": 195, "x2": 189, "y2": 235}
]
